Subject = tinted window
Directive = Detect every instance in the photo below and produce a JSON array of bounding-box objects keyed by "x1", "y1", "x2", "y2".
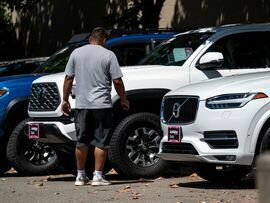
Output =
[
  {"x1": 208, "y1": 32, "x2": 269, "y2": 69},
  {"x1": 34, "y1": 43, "x2": 83, "y2": 74},
  {"x1": 138, "y1": 33, "x2": 213, "y2": 66},
  {"x1": 110, "y1": 43, "x2": 150, "y2": 66}
]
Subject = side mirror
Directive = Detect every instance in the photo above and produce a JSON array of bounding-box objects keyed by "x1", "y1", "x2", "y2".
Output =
[{"x1": 197, "y1": 52, "x2": 224, "y2": 69}]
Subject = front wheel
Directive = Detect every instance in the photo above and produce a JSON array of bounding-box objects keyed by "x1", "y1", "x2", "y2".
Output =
[
  {"x1": 109, "y1": 112, "x2": 167, "y2": 178},
  {"x1": 6, "y1": 118, "x2": 59, "y2": 175},
  {"x1": 194, "y1": 163, "x2": 251, "y2": 183}
]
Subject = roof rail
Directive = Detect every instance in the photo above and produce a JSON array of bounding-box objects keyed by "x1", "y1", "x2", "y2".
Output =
[{"x1": 67, "y1": 28, "x2": 178, "y2": 44}]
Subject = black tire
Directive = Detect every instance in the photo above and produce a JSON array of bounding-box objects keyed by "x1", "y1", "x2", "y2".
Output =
[
  {"x1": 194, "y1": 163, "x2": 251, "y2": 183},
  {"x1": 109, "y1": 112, "x2": 167, "y2": 178},
  {"x1": 260, "y1": 127, "x2": 270, "y2": 153},
  {"x1": 6, "y1": 118, "x2": 59, "y2": 175}
]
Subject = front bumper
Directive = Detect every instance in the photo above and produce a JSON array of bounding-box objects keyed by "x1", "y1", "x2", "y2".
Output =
[
  {"x1": 158, "y1": 100, "x2": 267, "y2": 166},
  {"x1": 26, "y1": 119, "x2": 76, "y2": 144}
]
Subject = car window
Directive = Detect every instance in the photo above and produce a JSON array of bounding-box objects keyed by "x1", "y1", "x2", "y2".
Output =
[
  {"x1": 34, "y1": 43, "x2": 83, "y2": 74},
  {"x1": 110, "y1": 43, "x2": 149, "y2": 66},
  {"x1": 207, "y1": 32, "x2": 269, "y2": 69},
  {"x1": 138, "y1": 33, "x2": 213, "y2": 66}
]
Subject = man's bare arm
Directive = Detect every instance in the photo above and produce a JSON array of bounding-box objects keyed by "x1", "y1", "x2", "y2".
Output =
[
  {"x1": 62, "y1": 75, "x2": 74, "y2": 115},
  {"x1": 113, "y1": 78, "x2": 129, "y2": 111}
]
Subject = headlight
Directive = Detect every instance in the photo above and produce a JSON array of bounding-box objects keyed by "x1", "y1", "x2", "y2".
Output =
[
  {"x1": 160, "y1": 98, "x2": 165, "y2": 123},
  {"x1": 206, "y1": 92, "x2": 268, "y2": 109},
  {"x1": 0, "y1": 88, "x2": 8, "y2": 97}
]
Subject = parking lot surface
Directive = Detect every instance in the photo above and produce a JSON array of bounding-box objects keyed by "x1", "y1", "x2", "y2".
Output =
[{"x1": 0, "y1": 169, "x2": 257, "y2": 203}]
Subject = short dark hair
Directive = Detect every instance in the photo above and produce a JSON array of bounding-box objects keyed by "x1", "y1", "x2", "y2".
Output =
[{"x1": 90, "y1": 27, "x2": 108, "y2": 42}]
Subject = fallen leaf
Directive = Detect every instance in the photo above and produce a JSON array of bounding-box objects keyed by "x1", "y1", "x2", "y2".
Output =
[
  {"x1": 35, "y1": 183, "x2": 43, "y2": 187},
  {"x1": 117, "y1": 186, "x2": 131, "y2": 193},
  {"x1": 107, "y1": 168, "x2": 118, "y2": 175},
  {"x1": 144, "y1": 184, "x2": 149, "y2": 187},
  {"x1": 169, "y1": 183, "x2": 179, "y2": 188},
  {"x1": 190, "y1": 173, "x2": 198, "y2": 177},
  {"x1": 44, "y1": 176, "x2": 52, "y2": 181},
  {"x1": 132, "y1": 192, "x2": 141, "y2": 199},
  {"x1": 54, "y1": 192, "x2": 59, "y2": 195}
]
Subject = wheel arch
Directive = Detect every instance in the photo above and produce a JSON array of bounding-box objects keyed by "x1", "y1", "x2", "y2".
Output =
[
  {"x1": 2, "y1": 97, "x2": 29, "y2": 138},
  {"x1": 248, "y1": 104, "x2": 270, "y2": 158},
  {"x1": 112, "y1": 88, "x2": 170, "y2": 125}
]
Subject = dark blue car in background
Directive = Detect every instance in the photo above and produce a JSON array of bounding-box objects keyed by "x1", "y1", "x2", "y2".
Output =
[{"x1": 0, "y1": 31, "x2": 176, "y2": 175}]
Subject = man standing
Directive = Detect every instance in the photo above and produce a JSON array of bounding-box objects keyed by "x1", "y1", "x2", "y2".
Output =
[{"x1": 61, "y1": 27, "x2": 129, "y2": 186}]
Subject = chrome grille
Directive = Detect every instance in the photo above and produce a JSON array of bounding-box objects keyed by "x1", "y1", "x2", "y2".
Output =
[
  {"x1": 163, "y1": 96, "x2": 199, "y2": 124},
  {"x1": 29, "y1": 83, "x2": 60, "y2": 111}
]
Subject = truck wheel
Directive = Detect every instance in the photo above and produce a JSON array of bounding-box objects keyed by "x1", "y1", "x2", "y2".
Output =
[
  {"x1": 194, "y1": 164, "x2": 250, "y2": 183},
  {"x1": 109, "y1": 112, "x2": 167, "y2": 178},
  {"x1": 6, "y1": 118, "x2": 59, "y2": 175}
]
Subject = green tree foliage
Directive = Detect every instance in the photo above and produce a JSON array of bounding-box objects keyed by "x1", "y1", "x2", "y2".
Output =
[{"x1": 105, "y1": 0, "x2": 165, "y2": 29}]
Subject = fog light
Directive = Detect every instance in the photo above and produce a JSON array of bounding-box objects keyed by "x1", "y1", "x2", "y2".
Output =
[{"x1": 214, "y1": 155, "x2": 236, "y2": 161}]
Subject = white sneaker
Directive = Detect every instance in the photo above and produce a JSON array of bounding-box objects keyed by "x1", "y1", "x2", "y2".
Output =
[
  {"x1": 75, "y1": 176, "x2": 90, "y2": 186},
  {"x1": 91, "y1": 176, "x2": 111, "y2": 186}
]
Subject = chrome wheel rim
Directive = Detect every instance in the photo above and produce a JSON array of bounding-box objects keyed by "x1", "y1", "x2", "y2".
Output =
[
  {"x1": 125, "y1": 127, "x2": 161, "y2": 167},
  {"x1": 22, "y1": 139, "x2": 56, "y2": 166}
]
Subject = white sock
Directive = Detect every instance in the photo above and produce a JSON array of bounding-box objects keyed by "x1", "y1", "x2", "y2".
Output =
[
  {"x1": 77, "y1": 169, "x2": 86, "y2": 178},
  {"x1": 93, "y1": 170, "x2": 102, "y2": 178}
]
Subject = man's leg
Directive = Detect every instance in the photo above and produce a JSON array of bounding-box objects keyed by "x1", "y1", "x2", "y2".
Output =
[
  {"x1": 74, "y1": 145, "x2": 90, "y2": 186},
  {"x1": 94, "y1": 147, "x2": 107, "y2": 171},
  {"x1": 92, "y1": 147, "x2": 111, "y2": 186},
  {"x1": 76, "y1": 145, "x2": 89, "y2": 170}
]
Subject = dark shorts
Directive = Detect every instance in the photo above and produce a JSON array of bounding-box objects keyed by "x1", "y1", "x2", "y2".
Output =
[{"x1": 75, "y1": 108, "x2": 113, "y2": 149}]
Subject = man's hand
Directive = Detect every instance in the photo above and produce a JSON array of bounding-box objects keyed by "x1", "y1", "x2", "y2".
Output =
[
  {"x1": 61, "y1": 101, "x2": 71, "y2": 116},
  {"x1": 121, "y1": 98, "x2": 130, "y2": 111}
]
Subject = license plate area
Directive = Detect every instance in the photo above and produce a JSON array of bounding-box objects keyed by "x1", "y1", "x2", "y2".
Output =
[
  {"x1": 28, "y1": 123, "x2": 40, "y2": 139},
  {"x1": 168, "y1": 125, "x2": 182, "y2": 143}
]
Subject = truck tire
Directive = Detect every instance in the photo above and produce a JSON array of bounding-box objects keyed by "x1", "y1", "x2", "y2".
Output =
[
  {"x1": 6, "y1": 118, "x2": 59, "y2": 175},
  {"x1": 194, "y1": 163, "x2": 250, "y2": 183},
  {"x1": 109, "y1": 112, "x2": 167, "y2": 178}
]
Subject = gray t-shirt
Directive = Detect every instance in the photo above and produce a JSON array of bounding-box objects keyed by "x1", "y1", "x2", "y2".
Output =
[{"x1": 65, "y1": 44, "x2": 123, "y2": 109}]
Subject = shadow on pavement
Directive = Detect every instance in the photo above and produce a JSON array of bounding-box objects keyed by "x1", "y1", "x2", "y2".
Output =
[
  {"x1": 46, "y1": 173, "x2": 155, "y2": 185},
  {"x1": 178, "y1": 178, "x2": 255, "y2": 190}
]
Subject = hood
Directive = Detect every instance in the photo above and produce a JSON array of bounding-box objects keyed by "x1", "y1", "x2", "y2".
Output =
[
  {"x1": 33, "y1": 72, "x2": 66, "y2": 83},
  {"x1": 34, "y1": 65, "x2": 185, "y2": 90},
  {"x1": 166, "y1": 71, "x2": 270, "y2": 100},
  {"x1": 0, "y1": 73, "x2": 43, "y2": 88}
]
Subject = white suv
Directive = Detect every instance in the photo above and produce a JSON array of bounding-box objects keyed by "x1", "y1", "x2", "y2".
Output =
[
  {"x1": 24, "y1": 23, "x2": 270, "y2": 178},
  {"x1": 159, "y1": 71, "x2": 270, "y2": 183}
]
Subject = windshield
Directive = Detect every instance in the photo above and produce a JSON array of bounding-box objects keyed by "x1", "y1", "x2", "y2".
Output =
[
  {"x1": 34, "y1": 43, "x2": 85, "y2": 74},
  {"x1": 138, "y1": 33, "x2": 213, "y2": 66}
]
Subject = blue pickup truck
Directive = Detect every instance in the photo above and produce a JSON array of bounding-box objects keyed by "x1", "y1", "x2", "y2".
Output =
[{"x1": 1, "y1": 31, "x2": 175, "y2": 175}]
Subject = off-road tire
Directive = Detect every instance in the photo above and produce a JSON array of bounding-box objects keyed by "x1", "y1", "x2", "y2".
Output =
[
  {"x1": 6, "y1": 118, "x2": 59, "y2": 175},
  {"x1": 109, "y1": 112, "x2": 167, "y2": 178}
]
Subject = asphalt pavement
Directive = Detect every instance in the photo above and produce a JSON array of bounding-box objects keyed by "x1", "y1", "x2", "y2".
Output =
[{"x1": 0, "y1": 169, "x2": 257, "y2": 203}]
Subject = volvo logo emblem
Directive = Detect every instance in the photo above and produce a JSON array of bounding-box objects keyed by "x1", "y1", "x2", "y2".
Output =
[{"x1": 172, "y1": 102, "x2": 181, "y2": 118}]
